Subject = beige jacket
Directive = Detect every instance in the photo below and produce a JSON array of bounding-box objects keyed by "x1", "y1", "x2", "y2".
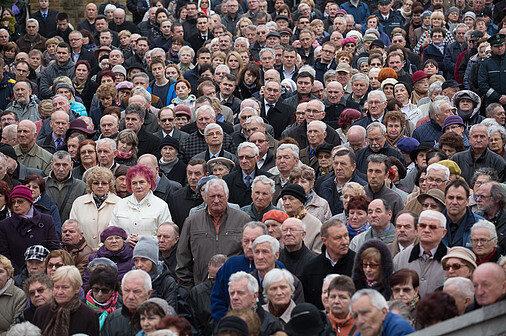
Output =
[
  {"x1": 69, "y1": 193, "x2": 121, "y2": 249},
  {"x1": 0, "y1": 280, "x2": 27, "y2": 335},
  {"x1": 302, "y1": 212, "x2": 323, "y2": 254},
  {"x1": 14, "y1": 143, "x2": 52, "y2": 176}
]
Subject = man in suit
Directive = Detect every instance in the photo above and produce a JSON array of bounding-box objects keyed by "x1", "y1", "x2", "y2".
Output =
[
  {"x1": 30, "y1": 0, "x2": 58, "y2": 38},
  {"x1": 124, "y1": 103, "x2": 160, "y2": 157},
  {"x1": 276, "y1": 46, "x2": 298, "y2": 81},
  {"x1": 249, "y1": 131, "x2": 276, "y2": 171},
  {"x1": 69, "y1": 31, "x2": 97, "y2": 69},
  {"x1": 192, "y1": 123, "x2": 237, "y2": 163},
  {"x1": 261, "y1": 80, "x2": 294, "y2": 139},
  {"x1": 190, "y1": 13, "x2": 214, "y2": 52},
  {"x1": 154, "y1": 107, "x2": 189, "y2": 144},
  {"x1": 37, "y1": 111, "x2": 69, "y2": 154},
  {"x1": 223, "y1": 142, "x2": 272, "y2": 207}
]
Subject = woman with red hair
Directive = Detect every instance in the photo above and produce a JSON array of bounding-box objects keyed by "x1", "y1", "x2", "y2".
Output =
[{"x1": 109, "y1": 165, "x2": 171, "y2": 246}]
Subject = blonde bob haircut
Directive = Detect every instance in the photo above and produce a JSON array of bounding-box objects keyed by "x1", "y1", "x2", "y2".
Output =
[
  {"x1": 86, "y1": 166, "x2": 115, "y2": 193},
  {"x1": 0, "y1": 255, "x2": 14, "y2": 278},
  {"x1": 52, "y1": 265, "x2": 83, "y2": 290}
]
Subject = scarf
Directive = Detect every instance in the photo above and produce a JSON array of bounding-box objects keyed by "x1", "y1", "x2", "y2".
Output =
[
  {"x1": 366, "y1": 279, "x2": 378, "y2": 287},
  {"x1": 116, "y1": 150, "x2": 133, "y2": 159},
  {"x1": 295, "y1": 208, "x2": 307, "y2": 220},
  {"x1": 477, "y1": 248, "x2": 496, "y2": 265},
  {"x1": 347, "y1": 221, "x2": 370, "y2": 238},
  {"x1": 386, "y1": 132, "x2": 405, "y2": 148},
  {"x1": 159, "y1": 157, "x2": 179, "y2": 174},
  {"x1": 42, "y1": 295, "x2": 82, "y2": 336},
  {"x1": 86, "y1": 290, "x2": 119, "y2": 329},
  {"x1": 327, "y1": 311, "x2": 354, "y2": 335},
  {"x1": 268, "y1": 301, "x2": 290, "y2": 318},
  {"x1": 73, "y1": 78, "x2": 86, "y2": 95},
  {"x1": 92, "y1": 192, "x2": 108, "y2": 209},
  {"x1": 408, "y1": 295, "x2": 419, "y2": 312}
]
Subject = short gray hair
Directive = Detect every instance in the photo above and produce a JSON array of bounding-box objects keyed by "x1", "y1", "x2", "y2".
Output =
[
  {"x1": 427, "y1": 163, "x2": 450, "y2": 181},
  {"x1": 6, "y1": 322, "x2": 41, "y2": 336},
  {"x1": 26, "y1": 18, "x2": 39, "y2": 28},
  {"x1": 469, "y1": 123, "x2": 487, "y2": 136},
  {"x1": 235, "y1": 37, "x2": 250, "y2": 49},
  {"x1": 122, "y1": 269, "x2": 152, "y2": 292},
  {"x1": 428, "y1": 81, "x2": 443, "y2": 97},
  {"x1": 259, "y1": 47, "x2": 275, "y2": 59},
  {"x1": 237, "y1": 141, "x2": 259, "y2": 156},
  {"x1": 419, "y1": 210, "x2": 447, "y2": 229},
  {"x1": 487, "y1": 125, "x2": 506, "y2": 142},
  {"x1": 252, "y1": 234, "x2": 280, "y2": 254},
  {"x1": 299, "y1": 65, "x2": 316, "y2": 78},
  {"x1": 132, "y1": 87, "x2": 151, "y2": 103},
  {"x1": 205, "y1": 178, "x2": 229, "y2": 197},
  {"x1": 350, "y1": 289, "x2": 388, "y2": 313},
  {"x1": 229, "y1": 271, "x2": 259, "y2": 295},
  {"x1": 251, "y1": 176, "x2": 275, "y2": 194},
  {"x1": 195, "y1": 105, "x2": 216, "y2": 119},
  {"x1": 96, "y1": 138, "x2": 117, "y2": 151},
  {"x1": 351, "y1": 73, "x2": 370, "y2": 86},
  {"x1": 367, "y1": 90, "x2": 386, "y2": 103},
  {"x1": 180, "y1": 45, "x2": 195, "y2": 58},
  {"x1": 215, "y1": 64, "x2": 231, "y2": 75},
  {"x1": 62, "y1": 219, "x2": 83, "y2": 233},
  {"x1": 239, "y1": 107, "x2": 259, "y2": 118},
  {"x1": 243, "y1": 221, "x2": 268, "y2": 235},
  {"x1": 263, "y1": 269, "x2": 295, "y2": 299},
  {"x1": 308, "y1": 120, "x2": 326, "y2": 133},
  {"x1": 366, "y1": 121, "x2": 386, "y2": 135},
  {"x1": 428, "y1": 95, "x2": 451, "y2": 119},
  {"x1": 204, "y1": 123, "x2": 223, "y2": 136},
  {"x1": 471, "y1": 219, "x2": 497, "y2": 239},
  {"x1": 277, "y1": 144, "x2": 299, "y2": 160},
  {"x1": 52, "y1": 150, "x2": 72, "y2": 163},
  {"x1": 244, "y1": 116, "x2": 264, "y2": 127},
  {"x1": 444, "y1": 277, "x2": 474, "y2": 300}
]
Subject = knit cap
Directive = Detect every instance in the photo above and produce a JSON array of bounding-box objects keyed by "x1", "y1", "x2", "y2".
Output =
[
  {"x1": 133, "y1": 236, "x2": 159, "y2": 265},
  {"x1": 9, "y1": 185, "x2": 33, "y2": 204}
]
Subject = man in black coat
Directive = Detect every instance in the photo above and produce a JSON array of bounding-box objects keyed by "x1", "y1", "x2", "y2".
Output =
[
  {"x1": 278, "y1": 218, "x2": 317, "y2": 278},
  {"x1": 69, "y1": 31, "x2": 97, "y2": 69},
  {"x1": 260, "y1": 80, "x2": 295, "y2": 139},
  {"x1": 223, "y1": 142, "x2": 272, "y2": 207},
  {"x1": 124, "y1": 104, "x2": 160, "y2": 157},
  {"x1": 30, "y1": 0, "x2": 58, "y2": 38},
  {"x1": 183, "y1": 47, "x2": 212, "y2": 95},
  {"x1": 300, "y1": 219, "x2": 355, "y2": 309},
  {"x1": 189, "y1": 13, "x2": 214, "y2": 52}
]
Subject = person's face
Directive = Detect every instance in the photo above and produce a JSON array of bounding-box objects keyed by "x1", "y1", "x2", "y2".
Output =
[
  {"x1": 418, "y1": 216, "x2": 446, "y2": 247},
  {"x1": 251, "y1": 182, "x2": 273, "y2": 211},
  {"x1": 260, "y1": 51, "x2": 275, "y2": 69},
  {"x1": 305, "y1": 101, "x2": 325, "y2": 122},
  {"x1": 86, "y1": 4, "x2": 97, "y2": 19},
  {"x1": 445, "y1": 186, "x2": 468, "y2": 218},
  {"x1": 421, "y1": 196, "x2": 444, "y2": 211},
  {"x1": 266, "y1": 278, "x2": 292, "y2": 306},
  {"x1": 424, "y1": 62, "x2": 438, "y2": 75},
  {"x1": 444, "y1": 257, "x2": 473, "y2": 279},
  {"x1": 134, "y1": 256, "x2": 153, "y2": 274},
  {"x1": 220, "y1": 78, "x2": 236, "y2": 97},
  {"x1": 55, "y1": 47, "x2": 70, "y2": 64},
  {"x1": 26, "y1": 22, "x2": 38, "y2": 36},
  {"x1": 283, "y1": 50, "x2": 297, "y2": 69},
  {"x1": 253, "y1": 241, "x2": 278, "y2": 271},
  {"x1": 352, "y1": 79, "x2": 368, "y2": 98},
  {"x1": 491, "y1": 43, "x2": 506, "y2": 56},
  {"x1": 125, "y1": 113, "x2": 143, "y2": 133},
  {"x1": 46, "y1": 256, "x2": 63, "y2": 277},
  {"x1": 238, "y1": 146, "x2": 258, "y2": 174},
  {"x1": 367, "y1": 95, "x2": 386, "y2": 119},
  {"x1": 392, "y1": 279, "x2": 418, "y2": 304},
  {"x1": 157, "y1": 225, "x2": 178, "y2": 253},
  {"x1": 229, "y1": 278, "x2": 257, "y2": 310},
  {"x1": 362, "y1": 257, "x2": 381, "y2": 282},
  {"x1": 351, "y1": 295, "x2": 388, "y2": 336},
  {"x1": 14, "y1": 82, "x2": 30, "y2": 102},
  {"x1": 307, "y1": 123, "x2": 326, "y2": 148},
  {"x1": 104, "y1": 235, "x2": 124, "y2": 252},
  {"x1": 75, "y1": 64, "x2": 90, "y2": 82},
  {"x1": 276, "y1": 148, "x2": 298, "y2": 174},
  {"x1": 100, "y1": 116, "x2": 118, "y2": 137},
  {"x1": 17, "y1": 122, "x2": 36, "y2": 147},
  {"x1": 444, "y1": 123, "x2": 464, "y2": 136},
  {"x1": 140, "y1": 313, "x2": 162, "y2": 334},
  {"x1": 326, "y1": 83, "x2": 344, "y2": 104},
  {"x1": 130, "y1": 174, "x2": 151, "y2": 199},
  {"x1": 332, "y1": 154, "x2": 355, "y2": 182},
  {"x1": 219, "y1": 36, "x2": 232, "y2": 51},
  {"x1": 476, "y1": 183, "x2": 497, "y2": 215},
  {"x1": 79, "y1": 143, "x2": 96, "y2": 167},
  {"x1": 122, "y1": 276, "x2": 152, "y2": 311},
  {"x1": 91, "y1": 176, "x2": 110, "y2": 198},
  {"x1": 53, "y1": 278, "x2": 79, "y2": 305},
  {"x1": 386, "y1": 120, "x2": 402, "y2": 140},
  {"x1": 26, "y1": 259, "x2": 45, "y2": 276},
  {"x1": 348, "y1": 208, "x2": 368, "y2": 229},
  {"x1": 115, "y1": 175, "x2": 127, "y2": 193},
  {"x1": 299, "y1": 32, "x2": 312, "y2": 50},
  {"x1": 205, "y1": 127, "x2": 223, "y2": 149},
  {"x1": 322, "y1": 225, "x2": 350, "y2": 258},
  {"x1": 281, "y1": 220, "x2": 304, "y2": 247},
  {"x1": 470, "y1": 126, "x2": 489, "y2": 152},
  {"x1": 471, "y1": 227, "x2": 496, "y2": 258},
  {"x1": 282, "y1": 195, "x2": 304, "y2": 216},
  {"x1": 458, "y1": 98, "x2": 474, "y2": 112},
  {"x1": 187, "y1": 164, "x2": 205, "y2": 189},
  {"x1": 28, "y1": 281, "x2": 53, "y2": 307},
  {"x1": 431, "y1": 17, "x2": 443, "y2": 28},
  {"x1": 206, "y1": 184, "x2": 228, "y2": 213},
  {"x1": 179, "y1": 49, "x2": 193, "y2": 65},
  {"x1": 367, "y1": 128, "x2": 386, "y2": 153},
  {"x1": 367, "y1": 199, "x2": 391, "y2": 231},
  {"x1": 328, "y1": 289, "x2": 351, "y2": 319},
  {"x1": 61, "y1": 222, "x2": 83, "y2": 245},
  {"x1": 57, "y1": 19, "x2": 69, "y2": 31},
  {"x1": 264, "y1": 81, "x2": 281, "y2": 104},
  {"x1": 488, "y1": 131, "x2": 504, "y2": 154},
  {"x1": 15, "y1": 62, "x2": 30, "y2": 81},
  {"x1": 0, "y1": 31, "x2": 8, "y2": 45}
]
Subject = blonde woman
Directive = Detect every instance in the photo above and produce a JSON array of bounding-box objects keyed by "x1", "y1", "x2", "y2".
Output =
[
  {"x1": 0, "y1": 255, "x2": 26, "y2": 334},
  {"x1": 226, "y1": 51, "x2": 244, "y2": 76}
]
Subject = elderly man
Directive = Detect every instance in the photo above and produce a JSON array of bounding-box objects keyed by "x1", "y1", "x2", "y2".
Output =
[
  {"x1": 444, "y1": 277, "x2": 475, "y2": 315},
  {"x1": 39, "y1": 43, "x2": 75, "y2": 99},
  {"x1": 16, "y1": 19, "x2": 46, "y2": 53},
  {"x1": 472, "y1": 262, "x2": 506, "y2": 307},
  {"x1": 261, "y1": 80, "x2": 295, "y2": 139},
  {"x1": 452, "y1": 124, "x2": 506, "y2": 182},
  {"x1": 157, "y1": 222, "x2": 179, "y2": 276},
  {"x1": 272, "y1": 144, "x2": 300, "y2": 201},
  {"x1": 393, "y1": 210, "x2": 449, "y2": 297},
  {"x1": 347, "y1": 125, "x2": 367, "y2": 152},
  {"x1": 69, "y1": 30, "x2": 96, "y2": 68},
  {"x1": 61, "y1": 219, "x2": 95, "y2": 275},
  {"x1": 154, "y1": 107, "x2": 189, "y2": 143},
  {"x1": 279, "y1": 218, "x2": 317, "y2": 278},
  {"x1": 14, "y1": 120, "x2": 52, "y2": 175},
  {"x1": 286, "y1": 99, "x2": 341, "y2": 148},
  {"x1": 243, "y1": 115, "x2": 277, "y2": 151},
  {"x1": 99, "y1": 115, "x2": 119, "y2": 139},
  {"x1": 6, "y1": 81, "x2": 39, "y2": 122},
  {"x1": 486, "y1": 103, "x2": 505, "y2": 126},
  {"x1": 471, "y1": 220, "x2": 503, "y2": 264},
  {"x1": 323, "y1": 81, "x2": 357, "y2": 129},
  {"x1": 176, "y1": 179, "x2": 251, "y2": 289},
  {"x1": 0, "y1": 143, "x2": 44, "y2": 185},
  {"x1": 314, "y1": 42, "x2": 338, "y2": 83},
  {"x1": 412, "y1": 96, "x2": 454, "y2": 144},
  {"x1": 227, "y1": 271, "x2": 282, "y2": 333},
  {"x1": 124, "y1": 103, "x2": 160, "y2": 157},
  {"x1": 301, "y1": 219, "x2": 355, "y2": 309},
  {"x1": 223, "y1": 142, "x2": 272, "y2": 207},
  {"x1": 355, "y1": 122, "x2": 405, "y2": 174},
  {"x1": 36, "y1": 111, "x2": 69, "y2": 154},
  {"x1": 426, "y1": 162, "x2": 450, "y2": 192},
  {"x1": 249, "y1": 131, "x2": 276, "y2": 171},
  {"x1": 96, "y1": 138, "x2": 120, "y2": 174},
  {"x1": 350, "y1": 199, "x2": 396, "y2": 251},
  {"x1": 350, "y1": 289, "x2": 415, "y2": 336},
  {"x1": 319, "y1": 146, "x2": 367, "y2": 215},
  {"x1": 45, "y1": 151, "x2": 86, "y2": 222},
  {"x1": 241, "y1": 176, "x2": 279, "y2": 221},
  {"x1": 387, "y1": 210, "x2": 419, "y2": 257},
  {"x1": 443, "y1": 179, "x2": 483, "y2": 247},
  {"x1": 101, "y1": 270, "x2": 162, "y2": 335},
  {"x1": 299, "y1": 120, "x2": 328, "y2": 171},
  {"x1": 280, "y1": 184, "x2": 322, "y2": 253},
  {"x1": 353, "y1": 90, "x2": 388, "y2": 128},
  {"x1": 1, "y1": 124, "x2": 18, "y2": 147},
  {"x1": 231, "y1": 106, "x2": 257, "y2": 146},
  {"x1": 346, "y1": 74, "x2": 369, "y2": 111},
  {"x1": 110, "y1": 8, "x2": 139, "y2": 33},
  {"x1": 193, "y1": 123, "x2": 237, "y2": 162}
]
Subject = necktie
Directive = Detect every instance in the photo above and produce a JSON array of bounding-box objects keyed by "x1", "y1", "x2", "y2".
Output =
[
  {"x1": 266, "y1": 103, "x2": 274, "y2": 114},
  {"x1": 42, "y1": 13, "x2": 47, "y2": 21},
  {"x1": 55, "y1": 138, "x2": 62, "y2": 149},
  {"x1": 422, "y1": 250, "x2": 432, "y2": 261},
  {"x1": 245, "y1": 175, "x2": 252, "y2": 188}
]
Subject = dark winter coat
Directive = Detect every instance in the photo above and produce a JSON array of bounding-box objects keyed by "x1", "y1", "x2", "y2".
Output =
[
  {"x1": 0, "y1": 210, "x2": 59, "y2": 274},
  {"x1": 33, "y1": 301, "x2": 99, "y2": 336},
  {"x1": 189, "y1": 279, "x2": 214, "y2": 336},
  {"x1": 150, "y1": 261, "x2": 178, "y2": 309},
  {"x1": 83, "y1": 244, "x2": 134, "y2": 287},
  {"x1": 279, "y1": 243, "x2": 318, "y2": 278},
  {"x1": 223, "y1": 167, "x2": 273, "y2": 207},
  {"x1": 100, "y1": 305, "x2": 136, "y2": 336},
  {"x1": 352, "y1": 239, "x2": 393, "y2": 300},
  {"x1": 34, "y1": 192, "x2": 62, "y2": 236},
  {"x1": 317, "y1": 171, "x2": 367, "y2": 215}
]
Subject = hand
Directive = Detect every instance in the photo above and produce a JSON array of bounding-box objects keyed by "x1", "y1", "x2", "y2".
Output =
[
  {"x1": 292, "y1": 40, "x2": 301, "y2": 48},
  {"x1": 126, "y1": 235, "x2": 139, "y2": 248},
  {"x1": 422, "y1": 38, "x2": 430, "y2": 48},
  {"x1": 259, "y1": 85, "x2": 265, "y2": 97},
  {"x1": 499, "y1": 95, "x2": 506, "y2": 105}
]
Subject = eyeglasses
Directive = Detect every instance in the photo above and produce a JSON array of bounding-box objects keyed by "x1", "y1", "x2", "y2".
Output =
[
  {"x1": 471, "y1": 237, "x2": 495, "y2": 245},
  {"x1": 92, "y1": 287, "x2": 113, "y2": 294},
  {"x1": 418, "y1": 223, "x2": 440, "y2": 230},
  {"x1": 362, "y1": 262, "x2": 380, "y2": 269},
  {"x1": 443, "y1": 263, "x2": 465, "y2": 271},
  {"x1": 427, "y1": 177, "x2": 446, "y2": 184},
  {"x1": 47, "y1": 262, "x2": 63, "y2": 269},
  {"x1": 29, "y1": 287, "x2": 47, "y2": 296}
]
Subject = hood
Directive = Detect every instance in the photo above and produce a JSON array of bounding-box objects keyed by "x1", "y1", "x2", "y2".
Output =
[
  {"x1": 452, "y1": 90, "x2": 481, "y2": 120},
  {"x1": 351, "y1": 239, "x2": 394, "y2": 286}
]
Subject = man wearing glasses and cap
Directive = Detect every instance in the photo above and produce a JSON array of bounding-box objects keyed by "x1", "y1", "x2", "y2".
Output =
[{"x1": 478, "y1": 34, "x2": 506, "y2": 105}]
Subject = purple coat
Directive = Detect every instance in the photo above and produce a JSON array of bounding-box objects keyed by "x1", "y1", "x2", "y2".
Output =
[
  {"x1": 82, "y1": 244, "x2": 134, "y2": 287},
  {"x1": 0, "y1": 210, "x2": 60, "y2": 274}
]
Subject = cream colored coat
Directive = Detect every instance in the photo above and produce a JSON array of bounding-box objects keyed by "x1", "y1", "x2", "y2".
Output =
[
  {"x1": 70, "y1": 192, "x2": 122, "y2": 249},
  {"x1": 109, "y1": 191, "x2": 172, "y2": 237}
]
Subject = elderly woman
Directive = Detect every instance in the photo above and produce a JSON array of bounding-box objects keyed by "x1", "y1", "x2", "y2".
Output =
[
  {"x1": 0, "y1": 181, "x2": 10, "y2": 220},
  {"x1": 441, "y1": 246, "x2": 477, "y2": 280},
  {"x1": 207, "y1": 157, "x2": 235, "y2": 179},
  {"x1": 345, "y1": 195, "x2": 371, "y2": 239},
  {"x1": 44, "y1": 250, "x2": 74, "y2": 278},
  {"x1": 390, "y1": 269, "x2": 420, "y2": 317},
  {"x1": 69, "y1": 167, "x2": 121, "y2": 249},
  {"x1": 18, "y1": 273, "x2": 54, "y2": 324},
  {"x1": 114, "y1": 165, "x2": 130, "y2": 198},
  {"x1": 110, "y1": 166, "x2": 171, "y2": 241},
  {"x1": 85, "y1": 226, "x2": 134, "y2": 284},
  {"x1": 262, "y1": 269, "x2": 297, "y2": 327},
  {"x1": 33, "y1": 266, "x2": 99, "y2": 336},
  {"x1": 85, "y1": 265, "x2": 120, "y2": 330},
  {"x1": 115, "y1": 129, "x2": 138, "y2": 167},
  {"x1": 159, "y1": 135, "x2": 187, "y2": 185},
  {"x1": 24, "y1": 175, "x2": 62, "y2": 236},
  {"x1": 336, "y1": 108, "x2": 362, "y2": 143},
  {"x1": 133, "y1": 298, "x2": 174, "y2": 336},
  {"x1": 90, "y1": 83, "x2": 118, "y2": 129},
  {"x1": 383, "y1": 110, "x2": 408, "y2": 147},
  {"x1": 330, "y1": 181, "x2": 366, "y2": 224},
  {"x1": 0, "y1": 185, "x2": 59, "y2": 274},
  {"x1": 0, "y1": 255, "x2": 27, "y2": 333},
  {"x1": 279, "y1": 165, "x2": 331, "y2": 224},
  {"x1": 72, "y1": 139, "x2": 98, "y2": 180},
  {"x1": 471, "y1": 220, "x2": 502, "y2": 264},
  {"x1": 352, "y1": 239, "x2": 394, "y2": 300},
  {"x1": 487, "y1": 125, "x2": 506, "y2": 158}
]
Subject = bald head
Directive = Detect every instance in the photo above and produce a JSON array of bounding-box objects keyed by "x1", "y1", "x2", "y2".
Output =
[
  {"x1": 473, "y1": 262, "x2": 506, "y2": 306},
  {"x1": 347, "y1": 125, "x2": 367, "y2": 152}
]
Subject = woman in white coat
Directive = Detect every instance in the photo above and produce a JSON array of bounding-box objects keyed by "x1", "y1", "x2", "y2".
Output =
[
  {"x1": 69, "y1": 167, "x2": 121, "y2": 249},
  {"x1": 109, "y1": 165, "x2": 171, "y2": 245}
]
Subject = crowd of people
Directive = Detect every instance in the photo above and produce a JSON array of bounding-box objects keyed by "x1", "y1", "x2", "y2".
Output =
[{"x1": 0, "y1": 0, "x2": 504, "y2": 335}]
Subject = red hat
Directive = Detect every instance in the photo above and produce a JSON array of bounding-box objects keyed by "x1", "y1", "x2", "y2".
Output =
[
  {"x1": 9, "y1": 185, "x2": 33, "y2": 204},
  {"x1": 262, "y1": 209, "x2": 289, "y2": 223},
  {"x1": 173, "y1": 105, "x2": 192, "y2": 118},
  {"x1": 411, "y1": 70, "x2": 428, "y2": 85},
  {"x1": 378, "y1": 68, "x2": 398, "y2": 82}
]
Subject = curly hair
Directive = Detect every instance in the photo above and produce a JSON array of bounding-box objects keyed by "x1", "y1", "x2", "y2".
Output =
[
  {"x1": 116, "y1": 129, "x2": 139, "y2": 158},
  {"x1": 416, "y1": 291, "x2": 458, "y2": 328},
  {"x1": 335, "y1": 50, "x2": 353, "y2": 64},
  {"x1": 383, "y1": 110, "x2": 406, "y2": 128},
  {"x1": 86, "y1": 166, "x2": 115, "y2": 193},
  {"x1": 87, "y1": 265, "x2": 119, "y2": 293},
  {"x1": 438, "y1": 132, "x2": 466, "y2": 154},
  {"x1": 157, "y1": 316, "x2": 192, "y2": 336},
  {"x1": 96, "y1": 83, "x2": 117, "y2": 100},
  {"x1": 0, "y1": 254, "x2": 14, "y2": 278},
  {"x1": 126, "y1": 165, "x2": 156, "y2": 193}
]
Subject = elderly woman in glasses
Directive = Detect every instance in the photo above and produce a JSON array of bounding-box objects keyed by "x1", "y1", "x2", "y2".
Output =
[
  {"x1": 470, "y1": 220, "x2": 502, "y2": 265},
  {"x1": 70, "y1": 167, "x2": 121, "y2": 249},
  {"x1": 441, "y1": 246, "x2": 477, "y2": 280},
  {"x1": 262, "y1": 268, "x2": 297, "y2": 327}
]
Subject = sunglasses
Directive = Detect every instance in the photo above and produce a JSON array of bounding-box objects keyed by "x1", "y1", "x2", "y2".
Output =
[
  {"x1": 418, "y1": 223, "x2": 440, "y2": 230},
  {"x1": 443, "y1": 263, "x2": 465, "y2": 271}
]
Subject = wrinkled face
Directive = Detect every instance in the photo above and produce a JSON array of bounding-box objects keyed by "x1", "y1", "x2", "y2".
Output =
[
  {"x1": 26, "y1": 22, "x2": 38, "y2": 36},
  {"x1": 276, "y1": 148, "x2": 298, "y2": 174},
  {"x1": 97, "y1": 143, "x2": 115, "y2": 167},
  {"x1": 26, "y1": 259, "x2": 45, "y2": 276},
  {"x1": 470, "y1": 126, "x2": 489, "y2": 151},
  {"x1": 125, "y1": 113, "x2": 143, "y2": 133},
  {"x1": 367, "y1": 95, "x2": 387, "y2": 118},
  {"x1": 229, "y1": 278, "x2": 257, "y2": 310},
  {"x1": 367, "y1": 161, "x2": 387, "y2": 191},
  {"x1": 79, "y1": 144, "x2": 96, "y2": 168},
  {"x1": 100, "y1": 116, "x2": 118, "y2": 137},
  {"x1": 252, "y1": 182, "x2": 273, "y2": 211},
  {"x1": 421, "y1": 196, "x2": 443, "y2": 212},
  {"x1": 281, "y1": 220, "x2": 305, "y2": 247},
  {"x1": 476, "y1": 183, "x2": 496, "y2": 214},
  {"x1": 471, "y1": 227, "x2": 496, "y2": 258},
  {"x1": 473, "y1": 269, "x2": 506, "y2": 306},
  {"x1": 17, "y1": 122, "x2": 36, "y2": 147},
  {"x1": 28, "y1": 281, "x2": 53, "y2": 307},
  {"x1": 56, "y1": 47, "x2": 70, "y2": 64},
  {"x1": 205, "y1": 126, "x2": 223, "y2": 148},
  {"x1": 238, "y1": 146, "x2": 258, "y2": 174},
  {"x1": 351, "y1": 295, "x2": 387, "y2": 336},
  {"x1": 392, "y1": 279, "x2": 418, "y2": 304},
  {"x1": 122, "y1": 276, "x2": 151, "y2": 311},
  {"x1": 14, "y1": 82, "x2": 30, "y2": 102},
  {"x1": 348, "y1": 209, "x2": 368, "y2": 229},
  {"x1": 386, "y1": 120, "x2": 402, "y2": 139},
  {"x1": 282, "y1": 194, "x2": 304, "y2": 216},
  {"x1": 443, "y1": 257, "x2": 473, "y2": 279},
  {"x1": 104, "y1": 235, "x2": 124, "y2": 252},
  {"x1": 52, "y1": 96, "x2": 70, "y2": 113},
  {"x1": 418, "y1": 217, "x2": 446, "y2": 246},
  {"x1": 305, "y1": 101, "x2": 325, "y2": 123},
  {"x1": 61, "y1": 222, "x2": 82, "y2": 246},
  {"x1": 253, "y1": 241, "x2": 278, "y2": 272},
  {"x1": 307, "y1": 123, "x2": 326, "y2": 147},
  {"x1": 206, "y1": 184, "x2": 228, "y2": 213},
  {"x1": 266, "y1": 279, "x2": 292, "y2": 306},
  {"x1": 332, "y1": 154, "x2": 355, "y2": 182},
  {"x1": 53, "y1": 278, "x2": 79, "y2": 305},
  {"x1": 187, "y1": 164, "x2": 205, "y2": 189},
  {"x1": 318, "y1": 152, "x2": 332, "y2": 170},
  {"x1": 352, "y1": 79, "x2": 368, "y2": 98},
  {"x1": 328, "y1": 289, "x2": 351, "y2": 318},
  {"x1": 51, "y1": 156, "x2": 72, "y2": 181},
  {"x1": 367, "y1": 199, "x2": 392, "y2": 231},
  {"x1": 322, "y1": 225, "x2": 349, "y2": 258},
  {"x1": 140, "y1": 313, "x2": 162, "y2": 334},
  {"x1": 91, "y1": 178, "x2": 110, "y2": 198},
  {"x1": 130, "y1": 174, "x2": 151, "y2": 199},
  {"x1": 157, "y1": 225, "x2": 178, "y2": 253},
  {"x1": 488, "y1": 131, "x2": 505, "y2": 153},
  {"x1": 426, "y1": 168, "x2": 447, "y2": 191}
]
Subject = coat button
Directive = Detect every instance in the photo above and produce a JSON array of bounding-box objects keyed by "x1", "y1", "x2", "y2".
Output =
[
  {"x1": 29, "y1": 235, "x2": 33, "y2": 238},
  {"x1": 93, "y1": 236, "x2": 97, "y2": 239},
  {"x1": 421, "y1": 277, "x2": 426, "y2": 281}
]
